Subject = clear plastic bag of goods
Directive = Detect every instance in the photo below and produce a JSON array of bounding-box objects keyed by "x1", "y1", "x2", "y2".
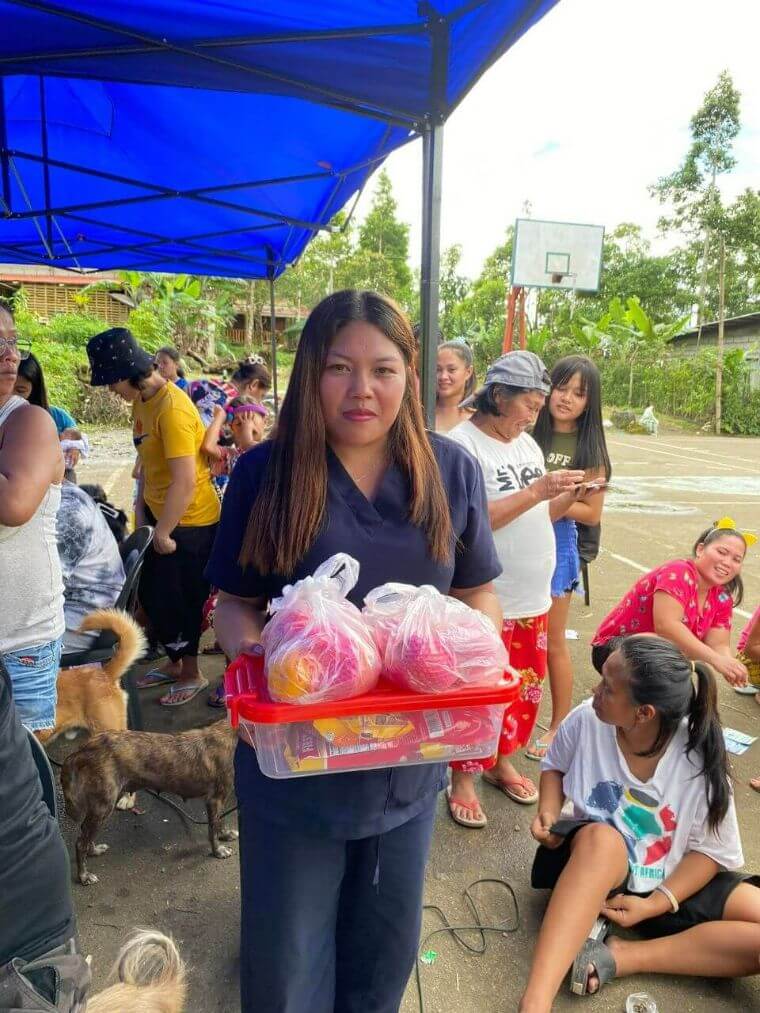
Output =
[
  {"x1": 261, "y1": 553, "x2": 381, "y2": 704},
  {"x1": 363, "y1": 583, "x2": 507, "y2": 693}
]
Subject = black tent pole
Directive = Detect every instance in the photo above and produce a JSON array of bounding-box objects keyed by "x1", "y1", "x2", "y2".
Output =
[
  {"x1": 0, "y1": 79, "x2": 11, "y2": 212},
  {"x1": 419, "y1": 11, "x2": 449, "y2": 429},
  {"x1": 269, "y1": 274, "x2": 279, "y2": 416}
]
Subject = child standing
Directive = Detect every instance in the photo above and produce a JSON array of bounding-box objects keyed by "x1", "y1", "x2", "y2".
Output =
[
  {"x1": 530, "y1": 355, "x2": 611, "y2": 760},
  {"x1": 202, "y1": 395, "x2": 267, "y2": 704}
]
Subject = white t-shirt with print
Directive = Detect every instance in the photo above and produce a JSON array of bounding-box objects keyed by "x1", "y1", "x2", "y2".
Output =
[
  {"x1": 448, "y1": 421, "x2": 554, "y2": 618},
  {"x1": 542, "y1": 699, "x2": 744, "y2": 895}
]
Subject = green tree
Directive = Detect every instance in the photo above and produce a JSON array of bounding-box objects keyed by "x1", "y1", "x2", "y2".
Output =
[
  {"x1": 357, "y1": 169, "x2": 412, "y2": 304},
  {"x1": 651, "y1": 71, "x2": 743, "y2": 324},
  {"x1": 439, "y1": 244, "x2": 471, "y2": 335}
]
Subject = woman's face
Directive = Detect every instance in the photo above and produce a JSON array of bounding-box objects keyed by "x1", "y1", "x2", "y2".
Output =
[
  {"x1": 319, "y1": 321, "x2": 406, "y2": 452},
  {"x1": 549, "y1": 371, "x2": 588, "y2": 425},
  {"x1": 155, "y1": 353, "x2": 178, "y2": 381},
  {"x1": 694, "y1": 534, "x2": 745, "y2": 587},
  {"x1": 12, "y1": 375, "x2": 32, "y2": 400},
  {"x1": 109, "y1": 379, "x2": 140, "y2": 404},
  {"x1": 591, "y1": 649, "x2": 640, "y2": 728},
  {"x1": 0, "y1": 317, "x2": 19, "y2": 398},
  {"x1": 494, "y1": 389, "x2": 546, "y2": 439},
  {"x1": 436, "y1": 348, "x2": 472, "y2": 402}
]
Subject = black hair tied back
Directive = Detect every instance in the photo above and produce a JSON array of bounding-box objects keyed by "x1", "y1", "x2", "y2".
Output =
[{"x1": 619, "y1": 635, "x2": 730, "y2": 830}]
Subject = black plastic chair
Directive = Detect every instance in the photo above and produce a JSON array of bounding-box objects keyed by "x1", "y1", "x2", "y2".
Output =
[
  {"x1": 60, "y1": 526, "x2": 154, "y2": 729},
  {"x1": 27, "y1": 728, "x2": 57, "y2": 820}
]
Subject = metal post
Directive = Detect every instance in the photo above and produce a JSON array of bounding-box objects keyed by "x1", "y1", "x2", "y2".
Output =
[
  {"x1": 0, "y1": 78, "x2": 11, "y2": 213},
  {"x1": 269, "y1": 275, "x2": 279, "y2": 416},
  {"x1": 419, "y1": 11, "x2": 449, "y2": 429},
  {"x1": 38, "y1": 76, "x2": 54, "y2": 254}
]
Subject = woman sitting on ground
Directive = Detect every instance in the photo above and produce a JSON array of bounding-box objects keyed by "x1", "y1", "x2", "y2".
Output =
[
  {"x1": 591, "y1": 518, "x2": 751, "y2": 688},
  {"x1": 519, "y1": 634, "x2": 759, "y2": 1011}
]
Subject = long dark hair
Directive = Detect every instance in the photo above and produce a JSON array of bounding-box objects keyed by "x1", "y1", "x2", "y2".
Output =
[
  {"x1": 156, "y1": 345, "x2": 185, "y2": 379},
  {"x1": 692, "y1": 525, "x2": 746, "y2": 606},
  {"x1": 533, "y1": 355, "x2": 611, "y2": 480},
  {"x1": 436, "y1": 340, "x2": 476, "y2": 402},
  {"x1": 240, "y1": 290, "x2": 453, "y2": 575},
  {"x1": 616, "y1": 634, "x2": 730, "y2": 830},
  {"x1": 17, "y1": 352, "x2": 49, "y2": 410}
]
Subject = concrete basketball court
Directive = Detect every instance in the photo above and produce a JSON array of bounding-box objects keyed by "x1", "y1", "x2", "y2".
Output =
[{"x1": 58, "y1": 429, "x2": 760, "y2": 1012}]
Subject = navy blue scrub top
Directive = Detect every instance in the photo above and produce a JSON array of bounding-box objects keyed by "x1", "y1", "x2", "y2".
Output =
[{"x1": 206, "y1": 432, "x2": 501, "y2": 840}]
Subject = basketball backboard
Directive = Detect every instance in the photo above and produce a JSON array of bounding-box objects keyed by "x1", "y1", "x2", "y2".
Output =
[{"x1": 511, "y1": 218, "x2": 604, "y2": 291}]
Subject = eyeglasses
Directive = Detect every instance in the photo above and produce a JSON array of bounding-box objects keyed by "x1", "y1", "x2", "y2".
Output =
[{"x1": 0, "y1": 337, "x2": 32, "y2": 360}]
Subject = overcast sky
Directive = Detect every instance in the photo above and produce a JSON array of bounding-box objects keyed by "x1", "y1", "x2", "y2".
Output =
[{"x1": 354, "y1": 0, "x2": 760, "y2": 279}]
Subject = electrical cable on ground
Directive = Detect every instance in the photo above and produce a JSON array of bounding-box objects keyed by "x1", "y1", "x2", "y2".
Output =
[{"x1": 414, "y1": 877, "x2": 520, "y2": 1013}]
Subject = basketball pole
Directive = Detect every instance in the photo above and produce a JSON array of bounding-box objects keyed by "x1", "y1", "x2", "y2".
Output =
[{"x1": 502, "y1": 285, "x2": 526, "y2": 353}]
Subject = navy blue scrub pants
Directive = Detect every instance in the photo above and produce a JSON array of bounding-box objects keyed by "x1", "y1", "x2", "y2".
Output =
[{"x1": 238, "y1": 801, "x2": 436, "y2": 1013}]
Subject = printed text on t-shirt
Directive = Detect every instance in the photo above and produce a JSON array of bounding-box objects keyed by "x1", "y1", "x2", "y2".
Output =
[{"x1": 496, "y1": 463, "x2": 544, "y2": 492}]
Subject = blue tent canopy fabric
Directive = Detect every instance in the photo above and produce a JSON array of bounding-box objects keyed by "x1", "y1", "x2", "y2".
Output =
[{"x1": 0, "y1": 1, "x2": 558, "y2": 278}]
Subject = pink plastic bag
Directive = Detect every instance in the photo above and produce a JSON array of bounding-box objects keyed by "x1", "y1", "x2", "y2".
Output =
[
  {"x1": 261, "y1": 554, "x2": 381, "y2": 704},
  {"x1": 363, "y1": 583, "x2": 507, "y2": 693}
]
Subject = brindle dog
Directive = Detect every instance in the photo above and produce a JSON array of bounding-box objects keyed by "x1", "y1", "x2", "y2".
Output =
[{"x1": 62, "y1": 720, "x2": 238, "y2": 885}]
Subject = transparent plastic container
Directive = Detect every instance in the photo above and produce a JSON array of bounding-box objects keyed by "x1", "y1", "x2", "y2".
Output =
[{"x1": 225, "y1": 649, "x2": 520, "y2": 779}]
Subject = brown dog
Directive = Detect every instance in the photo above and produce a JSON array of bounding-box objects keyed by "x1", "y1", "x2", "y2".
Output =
[
  {"x1": 62, "y1": 720, "x2": 238, "y2": 885},
  {"x1": 37, "y1": 608, "x2": 146, "y2": 745},
  {"x1": 87, "y1": 929, "x2": 187, "y2": 1013}
]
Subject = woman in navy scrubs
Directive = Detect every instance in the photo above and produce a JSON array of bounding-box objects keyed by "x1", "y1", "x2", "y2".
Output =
[{"x1": 207, "y1": 290, "x2": 502, "y2": 1013}]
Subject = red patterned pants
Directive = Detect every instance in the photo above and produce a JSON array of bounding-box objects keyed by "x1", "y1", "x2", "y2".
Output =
[{"x1": 450, "y1": 612, "x2": 548, "y2": 773}]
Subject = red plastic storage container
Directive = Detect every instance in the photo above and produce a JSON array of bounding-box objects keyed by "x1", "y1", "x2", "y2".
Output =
[{"x1": 224, "y1": 649, "x2": 520, "y2": 778}]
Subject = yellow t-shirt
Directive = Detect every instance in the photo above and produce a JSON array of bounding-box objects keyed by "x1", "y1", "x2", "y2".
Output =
[{"x1": 132, "y1": 382, "x2": 220, "y2": 527}]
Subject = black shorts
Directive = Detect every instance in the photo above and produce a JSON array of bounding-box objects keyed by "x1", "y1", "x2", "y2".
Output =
[{"x1": 531, "y1": 818, "x2": 760, "y2": 938}]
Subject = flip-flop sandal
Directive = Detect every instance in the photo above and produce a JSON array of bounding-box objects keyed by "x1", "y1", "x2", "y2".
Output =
[
  {"x1": 750, "y1": 777, "x2": 760, "y2": 793},
  {"x1": 445, "y1": 786, "x2": 487, "y2": 828},
  {"x1": 207, "y1": 682, "x2": 227, "y2": 709},
  {"x1": 482, "y1": 771, "x2": 539, "y2": 805},
  {"x1": 159, "y1": 679, "x2": 209, "y2": 707},
  {"x1": 570, "y1": 917, "x2": 615, "y2": 995},
  {"x1": 734, "y1": 683, "x2": 758, "y2": 695},
  {"x1": 136, "y1": 668, "x2": 178, "y2": 689},
  {"x1": 525, "y1": 736, "x2": 553, "y2": 761}
]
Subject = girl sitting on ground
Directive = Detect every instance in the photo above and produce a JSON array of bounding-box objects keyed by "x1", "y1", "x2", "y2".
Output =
[
  {"x1": 530, "y1": 354, "x2": 610, "y2": 760},
  {"x1": 591, "y1": 518, "x2": 752, "y2": 688},
  {"x1": 519, "y1": 634, "x2": 760, "y2": 1012}
]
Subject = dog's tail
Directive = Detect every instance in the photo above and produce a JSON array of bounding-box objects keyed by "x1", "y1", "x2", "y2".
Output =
[
  {"x1": 78, "y1": 609, "x2": 147, "y2": 681},
  {"x1": 86, "y1": 930, "x2": 187, "y2": 1013}
]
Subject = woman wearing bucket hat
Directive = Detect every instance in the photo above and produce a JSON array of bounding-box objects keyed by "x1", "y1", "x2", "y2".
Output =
[
  {"x1": 446, "y1": 350, "x2": 598, "y2": 827},
  {"x1": 87, "y1": 328, "x2": 220, "y2": 706}
]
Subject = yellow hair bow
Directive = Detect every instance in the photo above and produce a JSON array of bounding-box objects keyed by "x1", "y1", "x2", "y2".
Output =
[{"x1": 714, "y1": 516, "x2": 757, "y2": 548}]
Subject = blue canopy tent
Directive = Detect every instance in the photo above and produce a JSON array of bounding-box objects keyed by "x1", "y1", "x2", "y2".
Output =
[{"x1": 0, "y1": 1, "x2": 559, "y2": 416}]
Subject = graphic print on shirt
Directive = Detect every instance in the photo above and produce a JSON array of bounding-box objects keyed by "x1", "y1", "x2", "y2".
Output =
[
  {"x1": 133, "y1": 416, "x2": 147, "y2": 448},
  {"x1": 495, "y1": 463, "x2": 543, "y2": 492},
  {"x1": 545, "y1": 451, "x2": 573, "y2": 468},
  {"x1": 586, "y1": 779, "x2": 678, "y2": 884}
]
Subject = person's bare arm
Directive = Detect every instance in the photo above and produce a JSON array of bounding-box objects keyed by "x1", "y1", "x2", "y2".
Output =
[
  {"x1": 488, "y1": 468, "x2": 585, "y2": 532},
  {"x1": 153, "y1": 455, "x2": 196, "y2": 553},
  {"x1": 556, "y1": 468, "x2": 608, "y2": 524},
  {"x1": 201, "y1": 405, "x2": 226, "y2": 461},
  {"x1": 214, "y1": 591, "x2": 268, "y2": 659},
  {"x1": 653, "y1": 592, "x2": 747, "y2": 685},
  {"x1": 531, "y1": 769, "x2": 566, "y2": 849},
  {"x1": 602, "y1": 852, "x2": 720, "y2": 928},
  {"x1": 449, "y1": 581, "x2": 503, "y2": 634},
  {"x1": 0, "y1": 404, "x2": 63, "y2": 526}
]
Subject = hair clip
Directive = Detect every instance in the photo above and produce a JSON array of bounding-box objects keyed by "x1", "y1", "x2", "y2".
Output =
[{"x1": 713, "y1": 516, "x2": 757, "y2": 548}]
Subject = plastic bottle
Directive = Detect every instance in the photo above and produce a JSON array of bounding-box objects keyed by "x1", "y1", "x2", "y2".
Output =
[{"x1": 626, "y1": 994, "x2": 658, "y2": 1013}]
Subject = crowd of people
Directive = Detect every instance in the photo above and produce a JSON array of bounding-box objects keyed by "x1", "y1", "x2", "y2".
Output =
[{"x1": 1, "y1": 292, "x2": 759, "y2": 1012}]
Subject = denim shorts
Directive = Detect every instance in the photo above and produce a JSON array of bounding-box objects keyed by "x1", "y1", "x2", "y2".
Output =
[
  {"x1": 2, "y1": 639, "x2": 62, "y2": 732},
  {"x1": 551, "y1": 517, "x2": 581, "y2": 598}
]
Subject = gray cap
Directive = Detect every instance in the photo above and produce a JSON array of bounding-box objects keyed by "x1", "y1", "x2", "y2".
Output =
[{"x1": 461, "y1": 350, "x2": 551, "y2": 407}]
